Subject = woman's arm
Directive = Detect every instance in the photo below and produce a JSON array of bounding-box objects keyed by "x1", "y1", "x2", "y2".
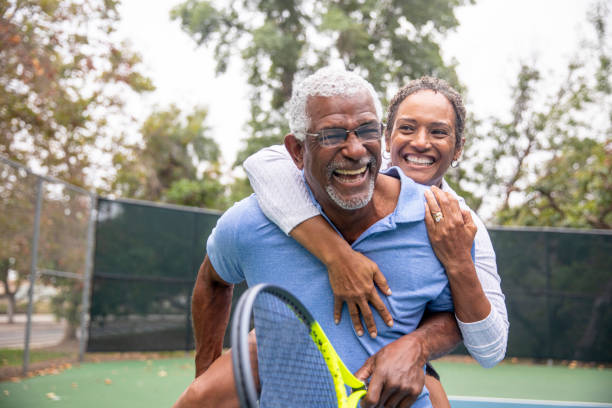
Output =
[
  {"x1": 243, "y1": 146, "x2": 393, "y2": 337},
  {"x1": 458, "y1": 211, "x2": 508, "y2": 367},
  {"x1": 243, "y1": 144, "x2": 319, "y2": 234},
  {"x1": 424, "y1": 186, "x2": 508, "y2": 367}
]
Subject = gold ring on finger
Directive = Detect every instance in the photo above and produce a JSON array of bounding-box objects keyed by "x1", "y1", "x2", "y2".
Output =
[{"x1": 432, "y1": 211, "x2": 443, "y2": 223}]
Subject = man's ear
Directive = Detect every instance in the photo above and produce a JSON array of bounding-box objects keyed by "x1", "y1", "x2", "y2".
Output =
[{"x1": 284, "y1": 134, "x2": 305, "y2": 170}]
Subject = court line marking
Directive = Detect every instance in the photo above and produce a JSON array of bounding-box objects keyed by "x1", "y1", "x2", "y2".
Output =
[{"x1": 448, "y1": 396, "x2": 612, "y2": 407}]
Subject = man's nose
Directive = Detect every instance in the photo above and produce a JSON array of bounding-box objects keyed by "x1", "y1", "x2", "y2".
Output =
[{"x1": 342, "y1": 132, "x2": 368, "y2": 159}]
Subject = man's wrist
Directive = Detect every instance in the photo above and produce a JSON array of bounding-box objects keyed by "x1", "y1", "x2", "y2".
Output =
[{"x1": 399, "y1": 331, "x2": 429, "y2": 365}]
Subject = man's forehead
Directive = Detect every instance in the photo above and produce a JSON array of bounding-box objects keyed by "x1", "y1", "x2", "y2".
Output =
[{"x1": 305, "y1": 90, "x2": 376, "y2": 124}]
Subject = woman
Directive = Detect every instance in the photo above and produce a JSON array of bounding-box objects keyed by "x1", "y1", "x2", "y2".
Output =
[{"x1": 243, "y1": 76, "x2": 508, "y2": 406}]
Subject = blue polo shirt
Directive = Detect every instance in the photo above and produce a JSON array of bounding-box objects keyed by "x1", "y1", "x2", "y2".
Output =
[{"x1": 207, "y1": 167, "x2": 453, "y2": 407}]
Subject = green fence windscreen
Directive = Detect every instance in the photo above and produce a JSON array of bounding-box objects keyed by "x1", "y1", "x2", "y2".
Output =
[
  {"x1": 88, "y1": 198, "x2": 224, "y2": 351},
  {"x1": 87, "y1": 198, "x2": 612, "y2": 362},
  {"x1": 488, "y1": 227, "x2": 612, "y2": 362}
]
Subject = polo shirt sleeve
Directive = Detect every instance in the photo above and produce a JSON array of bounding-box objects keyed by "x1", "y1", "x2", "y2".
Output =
[
  {"x1": 206, "y1": 203, "x2": 246, "y2": 284},
  {"x1": 426, "y1": 282, "x2": 454, "y2": 312}
]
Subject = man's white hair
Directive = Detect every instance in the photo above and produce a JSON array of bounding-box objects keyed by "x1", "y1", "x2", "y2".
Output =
[{"x1": 288, "y1": 66, "x2": 383, "y2": 140}]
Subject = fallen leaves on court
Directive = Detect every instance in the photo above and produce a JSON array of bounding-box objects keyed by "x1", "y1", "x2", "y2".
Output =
[{"x1": 46, "y1": 391, "x2": 60, "y2": 400}]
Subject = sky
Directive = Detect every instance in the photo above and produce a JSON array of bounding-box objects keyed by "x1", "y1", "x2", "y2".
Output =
[{"x1": 116, "y1": 0, "x2": 593, "y2": 171}]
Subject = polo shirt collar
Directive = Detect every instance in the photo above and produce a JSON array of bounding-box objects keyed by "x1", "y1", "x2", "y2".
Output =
[
  {"x1": 381, "y1": 166, "x2": 426, "y2": 224},
  {"x1": 302, "y1": 166, "x2": 426, "y2": 230}
]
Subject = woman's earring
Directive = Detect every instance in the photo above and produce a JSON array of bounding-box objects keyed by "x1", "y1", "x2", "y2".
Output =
[{"x1": 451, "y1": 159, "x2": 460, "y2": 168}]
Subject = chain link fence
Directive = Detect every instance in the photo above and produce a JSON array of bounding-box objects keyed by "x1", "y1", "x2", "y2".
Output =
[{"x1": 0, "y1": 155, "x2": 95, "y2": 374}]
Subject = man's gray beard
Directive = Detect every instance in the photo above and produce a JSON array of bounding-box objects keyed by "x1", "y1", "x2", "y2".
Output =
[
  {"x1": 325, "y1": 154, "x2": 377, "y2": 210},
  {"x1": 325, "y1": 177, "x2": 375, "y2": 210}
]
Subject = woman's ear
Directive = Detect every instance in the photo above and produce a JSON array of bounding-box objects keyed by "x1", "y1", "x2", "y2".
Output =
[
  {"x1": 284, "y1": 134, "x2": 305, "y2": 170},
  {"x1": 453, "y1": 137, "x2": 466, "y2": 161}
]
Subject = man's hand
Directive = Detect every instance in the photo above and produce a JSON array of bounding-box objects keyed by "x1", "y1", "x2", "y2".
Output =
[
  {"x1": 327, "y1": 246, "x2": 393, "y2": 338},
  {"x1": 354, "y1": 333, "x2": 427, "y2": 408}
]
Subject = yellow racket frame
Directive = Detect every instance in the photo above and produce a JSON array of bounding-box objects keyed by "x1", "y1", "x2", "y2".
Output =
[{"x1": 310, "y1": 322, "x2": 367, "y2": 408}]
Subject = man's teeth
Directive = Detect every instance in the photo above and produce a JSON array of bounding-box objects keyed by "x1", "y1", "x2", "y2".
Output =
[
  {"x1": 335, "y1": 166, "x2": 367, "y2": 175},
  {"x1": 406, "y1": 155, "x2": 433, "y2": 165}
]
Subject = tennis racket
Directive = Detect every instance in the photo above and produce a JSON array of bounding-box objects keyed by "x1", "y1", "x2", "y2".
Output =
[{"x1": 231, "y1": 283, "x2": 367, "y2": 408}]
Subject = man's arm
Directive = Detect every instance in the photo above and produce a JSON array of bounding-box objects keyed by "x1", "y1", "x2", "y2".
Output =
[
  {"x1": 356, "y1": 311, "x2": 461, "y2": 408},
  {"x1": 192, "y1": 255, "x2": 234, "y2": 377}
]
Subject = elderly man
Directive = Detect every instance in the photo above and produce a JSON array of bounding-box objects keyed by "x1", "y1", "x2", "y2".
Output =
[{"x1": 174, "y1": 67, "x2": 461, "y2": 408}]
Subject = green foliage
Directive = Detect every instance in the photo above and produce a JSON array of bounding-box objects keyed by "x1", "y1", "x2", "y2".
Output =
[
  {"x1": 171, "y1": 0, "x2": 470, "y2": 169},
  {"x1": 462, "y1": 1, "x2": 612, "y2": 229},
  {"x1": 0, "y1": 0, "x2": 154, "y2": 188},
  {"x1": 113, "y1": 105, "x2": 229, "y2": 210},
  {"x1": 165, "y1": 177, "x2": 227, "y2": 209},
  {"x1": 496, "y1": 138, "x2": 612, "y2": 228}
]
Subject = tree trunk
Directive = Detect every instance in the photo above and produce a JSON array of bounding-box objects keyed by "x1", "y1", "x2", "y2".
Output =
[
  {"x1": 6, "y1": 294, "x2": 16, "y2": 324},
  {"x1": 64, "y1": 321, "x2": 78, "y2": 341}
]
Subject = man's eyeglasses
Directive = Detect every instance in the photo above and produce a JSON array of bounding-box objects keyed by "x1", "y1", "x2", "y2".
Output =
[{"x1": 305, "y1": 122, "x2": 384, "y2": 147}]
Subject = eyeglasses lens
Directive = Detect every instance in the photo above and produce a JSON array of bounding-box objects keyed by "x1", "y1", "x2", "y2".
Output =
[{"x1": 319, "y1": 123, "x2": 381, "y2": 146}]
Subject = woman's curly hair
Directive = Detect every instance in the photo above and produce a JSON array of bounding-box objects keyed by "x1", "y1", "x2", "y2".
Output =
[{"x1": 385, "y1": 76, "x2": 466, "y2": 149}]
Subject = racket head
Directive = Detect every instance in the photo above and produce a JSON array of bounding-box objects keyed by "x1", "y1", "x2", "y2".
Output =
[
  {"x1": 231, "y1": 283, "x2": 357, "y2": 408},
  {"x1": 231, "y1": 284, "x2": 260, "y2": 408}
]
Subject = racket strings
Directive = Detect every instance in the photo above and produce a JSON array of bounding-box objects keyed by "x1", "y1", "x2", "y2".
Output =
[{"x1": 254, "y1": 292, "x2": 338, "y2": 407}]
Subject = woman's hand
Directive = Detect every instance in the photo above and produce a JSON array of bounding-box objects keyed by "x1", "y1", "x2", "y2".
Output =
[
  {"x1": 326, "y1": 247, "x2": 394, "y2": 338},
  {"x1": 424, "y1": 186, "x2": 491, "y2": 323},
  {"x1": 424, "y1": 186, "x2": 476, "y2": 271},
  {"x1": 290, "y1": 216, "x2": 394, "y2": 338}
]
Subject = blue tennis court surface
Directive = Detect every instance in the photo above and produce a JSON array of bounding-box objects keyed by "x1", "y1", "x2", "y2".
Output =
[{"x1": 449, "y1": 396, "x2": 612, "y2": 408}]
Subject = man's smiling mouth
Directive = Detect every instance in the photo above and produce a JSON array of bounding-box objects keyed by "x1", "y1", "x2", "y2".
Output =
[{"x1": 333, "y1": 166, "x2": 368, "y2": 183}]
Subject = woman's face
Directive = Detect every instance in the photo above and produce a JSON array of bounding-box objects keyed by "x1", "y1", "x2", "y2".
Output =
[{"x1": 386, "y1": 90, "x2": 463, "y2": 187}]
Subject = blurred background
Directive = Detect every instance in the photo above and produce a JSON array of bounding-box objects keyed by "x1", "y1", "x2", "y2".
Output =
[{"x1": 0, "y1": 0, "x2": 611, "y2": 406}]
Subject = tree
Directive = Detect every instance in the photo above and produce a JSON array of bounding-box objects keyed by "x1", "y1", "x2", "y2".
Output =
[
  {"x1": 0, "y1": 0, "x2": 154, "y2": 188},
  {"x1": 113, "y1": 105, "x2": 229, "y2": 210},
  {"x1": 171, "y1": 0, "x2": 470, "y2": 172},
  {"x1": 460, "y1": 1, "x2": 612, "y2": 229},
  {"x1": 1, "y1": 0, "x2": 152, "y2": 332}
]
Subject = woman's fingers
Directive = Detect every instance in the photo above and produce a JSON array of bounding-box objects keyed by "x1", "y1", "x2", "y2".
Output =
[
  {"x1": 430, "y1": 186, "x2": 463, "y2": 222},
  {"x1": 424, "y1": 189, "x2": 442, "y2": 219},
  {"x1": 373, "y1": 268, "x2": 392, "y2": 296},
  {"x1": 348, "y1": 303, "x2": 365, "y2": 337},
  {"x1": 333, "y1": 296, "x2": 343, "y2": 324}
]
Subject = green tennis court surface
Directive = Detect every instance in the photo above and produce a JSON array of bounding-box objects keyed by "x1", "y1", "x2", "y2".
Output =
[{"x1": 1, "y1": 357, "x2": 610, "y2": 407}]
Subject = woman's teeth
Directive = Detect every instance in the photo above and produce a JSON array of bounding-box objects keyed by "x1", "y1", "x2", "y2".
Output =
[{"x1": 405, "y1": 155, "x2": 433, "y2": 165}]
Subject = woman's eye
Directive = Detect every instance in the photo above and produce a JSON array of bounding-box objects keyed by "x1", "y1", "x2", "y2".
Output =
[
  {"x1": 432, "y1": 129, "x2": 449, "y2": 137},
  {"x1": 399, "y1": 125, "x2": 414, "y2": 133}
]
